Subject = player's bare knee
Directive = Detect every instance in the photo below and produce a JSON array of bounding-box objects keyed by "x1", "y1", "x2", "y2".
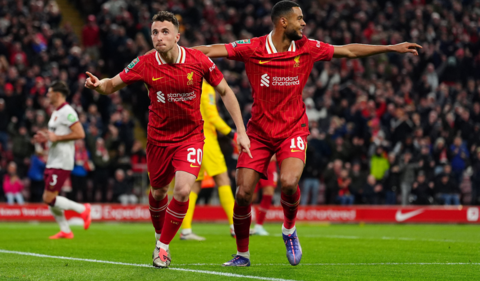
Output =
[
  {"x1": 236, "y1": 187, "x2": 253, "y2": 206},
  {"x1": 174, "y1": 187, "x2": 190, "y2": 201},
  {"x1": 280, "y1": 175, "x2": 298, "y2": 195},
  {"x1": 42, "y1": 193, "x2": 55, "y2": 205},
  {"x1": 151, "y1": 187, "x2": 167, "y2": 201}
]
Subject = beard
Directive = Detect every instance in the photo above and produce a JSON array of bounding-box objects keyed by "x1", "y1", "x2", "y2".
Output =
[{"x1": 285, "y1": 28, "x2": 302, "y2": 41}]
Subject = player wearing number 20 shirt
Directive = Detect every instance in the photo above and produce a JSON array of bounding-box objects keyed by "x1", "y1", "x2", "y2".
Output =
[
  {"x1": 225, "y1": 33, "x2": 333, "y2": 177},
  {"x1": 119, "y1": 46, "x2": 224, "y2": 187}
]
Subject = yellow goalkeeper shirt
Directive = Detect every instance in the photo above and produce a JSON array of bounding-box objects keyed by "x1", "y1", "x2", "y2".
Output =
[{"x1": 201, "y1": 81, "x2": 232, "y2": 139}]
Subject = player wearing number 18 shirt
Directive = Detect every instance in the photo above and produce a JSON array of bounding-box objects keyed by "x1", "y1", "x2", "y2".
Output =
[
  {"x1": 195, "y1": 0, "x2": 422, "y2": 267},
  {"x1": 84, "y1": 11, "x2": 251, "y2": 268}
]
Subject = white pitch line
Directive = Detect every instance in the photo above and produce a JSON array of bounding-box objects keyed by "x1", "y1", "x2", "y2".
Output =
[
  {"x1": 270, "y1": 234, "x2": 473, "y2": 243},
  {"x1": 174, "y1": 262, "x2": 480, "y2": 266},
  {"x1": 0, "y1": 249, "x2": 296, "y2": 281}
]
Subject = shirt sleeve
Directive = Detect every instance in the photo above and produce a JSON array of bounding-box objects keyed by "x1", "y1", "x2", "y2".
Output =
[
  {"x1": 119, "y1": 56, "x2": 145, "y2": 85},
  {"x1": 63, "y1": 107, "x2": 79, "y2": 128},
  {"x1": 307, "y1": 39, "x2": 334, "y2": 62},
  {"x1": 199, "y1": 54, "x2": 224, "y2": 87},
  {"x1": 201, "y1": 82, "x2": 232, "y2": 135},
  {"x1": 225, "y1": 39, "x2": 254, "y2": 62}
]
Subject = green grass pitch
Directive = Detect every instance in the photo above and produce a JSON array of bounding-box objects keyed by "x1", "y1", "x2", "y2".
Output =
[{"x1": 0, "y1": 222, "x2": 478, "y2": 280}]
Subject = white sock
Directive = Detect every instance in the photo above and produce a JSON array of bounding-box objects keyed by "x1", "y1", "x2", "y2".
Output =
[
  {"x1": 156, "y1": 240, "x2": 169, "y2": 251},
  {"x1": 255, "y1": 224, "x2": 263, "y2": 228},
  {"x1": 237, "y1": 251, "x2": 250, "y2": 259},
  {"x1": 181, "y1": 228, "x2": 192, "y2": 235},
  {"x1": 49, "y1": 206, "x2": 71, "y2": 233},
  {"x1": 230, "y1": 224, "x2": 234, "y2": 230},
  {"x1": 282, "y1": 224, "x2": 296, "y2": 235},
  {"x1": 54, "y1": 196, "x2": 86, "y2": 214},
  {"x1": 155, "y1": 232, "x2": 161, "y2": 241}
]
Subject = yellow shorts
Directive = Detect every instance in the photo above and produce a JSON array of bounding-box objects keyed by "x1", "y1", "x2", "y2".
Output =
[{"x1": 197, "y1": 137, "x2": 227, "y2": 181}]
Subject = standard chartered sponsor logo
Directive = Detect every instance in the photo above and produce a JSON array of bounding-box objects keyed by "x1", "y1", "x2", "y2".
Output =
[
  {"x1": 167, "y1": 91, "x2": 196, "y2": 102},
  {"x1": 261, "y1": 73, "x2": 300, "y2": 87},
  {"x1": 260, "y1": 73, "x2": 270, "y2": 87},
  {"x1": 157, "y1": 91, "x2": 165, "y2": 103}
]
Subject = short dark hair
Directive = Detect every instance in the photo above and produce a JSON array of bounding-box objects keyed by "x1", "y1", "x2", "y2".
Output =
[
  {"x1": 49, "y1": 81, "x2": 70, "y2": 97},
  {"x1": 152, "y1": 11, "x2": 179, "y2": 30},
  {"x1": 271, "y1": 0, "x2": 300, "y2": 23}
]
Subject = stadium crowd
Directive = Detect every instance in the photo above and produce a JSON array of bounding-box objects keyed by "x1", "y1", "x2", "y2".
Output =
[{"x1": 1, "y1": 0, "x2": 480, "y2": 206}]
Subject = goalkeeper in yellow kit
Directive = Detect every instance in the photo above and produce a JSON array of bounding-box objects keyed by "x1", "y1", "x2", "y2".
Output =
[{"x1": 179, "y1": 80, "x2": 237, "y2": 240}]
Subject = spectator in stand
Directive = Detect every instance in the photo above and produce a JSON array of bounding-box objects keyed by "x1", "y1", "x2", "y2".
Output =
[
  {"x1": 323, "y1": 159, "x2": 343, "y2": 204},
  {"x1": 337, "y1": 169, "x2": 354, "y2": 205},
  {"x1": 130, "y1": 140, "x2": 146, "y2": 173},
  {"x1": 471, "y1": 148, "x2": 480, "y2": 205},
  {"x1": 0, "y1": 99, "x2": 8, "y2": 148},
  {"x1": 399, "y1": 151, "x2": 422, "y2": 206},
  {"x1": 434, "y1": 172, "x2": 461, "y2": 206},
  {"x1": 27, "y1": 144, "x2": 46, "y2": 202},
  {"x1": 112, "y1": 169, "x2": 137, "y2": 205},
  {"x1": 7, "y1": 118, "x2": 33, "y2": 177},
  {"x1": 91, "y1": 138, "x2": 111, "y2": 202},
  {"x1": 349, "y1": 161, "x2": 367, "y2": 204},
  {"x1": 82, "y1": 15, "x2": 100, "y2": 61},
  {"x1": 411, "y1": 171, "x2": 434, "y2": 205},
  {"x1": 3, "y1": 162, "x2": 24, "y2": 205},
  {"x1": 383, "y1": 153, "x2": 400, "y2": 205},
  {"x1": 433, "y1": 137, "x2": 449, "y2": 175},
  {"x1": 361, "y1": 175, "x2": 382, "y2": 205},
  {"x1": 370, "y1": 146, "x2": 389, "y2": 183},
  {"x1": 300, "y1": 129, "x2": 323, "y2": 205},
  {"x1": 449, "y1": 136, "x2": 469, "y2": 185},
  {"x1": 71, "y1": 139, "x2": 91, "y2": 202}
]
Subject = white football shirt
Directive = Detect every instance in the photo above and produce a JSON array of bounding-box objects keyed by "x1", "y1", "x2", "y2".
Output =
[{"x1": 46, "y1": 102, "x2": 79, "y2": 170}]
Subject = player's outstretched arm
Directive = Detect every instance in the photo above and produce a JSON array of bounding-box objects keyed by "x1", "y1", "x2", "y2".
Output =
[
  {"x1": 214, "y1": 78, "x2": 252, "y2": 158},
  {"x1": 85, "y1": 71, "x2": 127, "y2": 95},
  {"x1": 192, "y1": 44, "x2": 228, "y2": 58},
  {"x1": 333, "y1": 42, "x2": 422, "y2": 59}
]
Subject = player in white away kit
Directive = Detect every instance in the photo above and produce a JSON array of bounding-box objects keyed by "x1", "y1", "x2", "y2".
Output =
[{"x1": 34, "y1": 81, "x2": 92, "y2": 239}]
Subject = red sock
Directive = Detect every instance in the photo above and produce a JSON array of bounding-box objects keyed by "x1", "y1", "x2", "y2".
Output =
[
  {"x1": 233, "y1": 202, "x2": 252, "y2": 252},
  {"x1": 280, "y1": 186, "x2": 301, "y2": 229},
  {"x1": 149, "y1": 191, "x2": 168, "y2": 235},
  {"x1": 159, "y1": 197, "x2": 189, "y2": 245},
  {"x1": 257, "y1": 195, "x2": 272, "y2": 225}
]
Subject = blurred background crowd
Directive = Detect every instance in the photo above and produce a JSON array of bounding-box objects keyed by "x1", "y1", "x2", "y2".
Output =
[{"x1": 1, "y1": 0, "x2": 480, "y2": 206}]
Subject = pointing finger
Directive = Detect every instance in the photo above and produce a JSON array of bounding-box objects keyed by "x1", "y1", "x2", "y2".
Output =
[{"x1": 244, "y1": 146, "x2": 253, "y2": 159}]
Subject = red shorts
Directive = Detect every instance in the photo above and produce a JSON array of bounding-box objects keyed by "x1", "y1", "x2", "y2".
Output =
[
  {"x1": 254, "y1": 161, "x2": 278, "y2": 193},
  {"x1": 237, "y1": 133, "x2": 307, "y2": 179},
  {"x1": 147, "y1": 140, "x2": 204, "y2": 188},
  {"x1": 44, "y1": 168, "x2": 71, "y2": 192}
]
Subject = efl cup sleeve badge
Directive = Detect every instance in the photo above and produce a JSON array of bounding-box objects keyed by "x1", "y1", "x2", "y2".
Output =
[
  {"x1": 187, "y1": 72, "x2": 194, "y2": 85},
  {"x1": 294, "y1": 55, "x2": 300, "y2": 67},
  {"x1": 127, "y1": 57, "x2": 140, "y2": 69}
]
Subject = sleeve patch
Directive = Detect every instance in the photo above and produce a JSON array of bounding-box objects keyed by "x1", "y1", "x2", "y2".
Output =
[
  {"x1": 235, "y1": 39, "x2": 251, "y2": 44},
  {"x1": 67, "y1": 113, "x2": 77, "y2": 123},
  {"x1": 127, "y1": 57, "x2": 140, "y2": 69}
]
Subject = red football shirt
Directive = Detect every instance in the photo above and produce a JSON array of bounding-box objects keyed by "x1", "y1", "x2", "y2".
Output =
[
  {"x1": 225, "y1": 33, "x2": 334, "y2": 141},
  {"x1": 119, "y1": 45, "x2": 224, "y2": 146}
]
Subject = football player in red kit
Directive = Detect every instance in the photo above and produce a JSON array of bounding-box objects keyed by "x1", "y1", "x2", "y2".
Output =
[
  {"x1": 85, "y1": 11, "x2": 251, "y2": 268},
  {"x1": 194, "y1": 0, "x2": 421, "y2": 266}
]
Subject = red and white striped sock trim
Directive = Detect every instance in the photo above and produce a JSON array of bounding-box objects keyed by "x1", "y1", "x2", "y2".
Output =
[
  {"x1": 280, "y1": 198, "x2": 300, "y2": 207},
  {"x1": 233, "y1": 212, "x2": 251, "y2": 220},
  {"x1": 166, "y1": 208, "x2": 186, "y2": 219},
  {"x1": 149, "y1": 203, "x2": 167, "y2": 213}
]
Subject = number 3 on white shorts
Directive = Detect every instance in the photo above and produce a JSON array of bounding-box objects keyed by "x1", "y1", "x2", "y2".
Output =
[
  {"x1": 187, "y1": 148, "x2": 203, "y2": 166},
  {"x1": 290, "y1": 137, "x2": 305, "y2": 151}
]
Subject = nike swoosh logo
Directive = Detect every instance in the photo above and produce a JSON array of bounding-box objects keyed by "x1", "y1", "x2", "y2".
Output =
[
  {"x1": 259, "y1": 60, "x2": 271, "y2": 64},
  {"x1": 190, "y1": 164, "x2": 199, "y2": 168},
  {"x1": 291, "y1": 149, "x2": 303, "y2": 153},
  {"x1": 152, "y1": 77, "x2": 163, "y2": 81},
  {"x1": 395, "y1": 209, "x2": 424, "y2": 222}
]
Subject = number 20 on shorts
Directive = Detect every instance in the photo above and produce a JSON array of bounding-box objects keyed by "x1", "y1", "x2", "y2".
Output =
[
  {"x1": 187, "y1": 148, "x2": 203, "y2": 167},
  {"x1": 290, "y1": 137, "x2": 305, "y2": 152}
]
